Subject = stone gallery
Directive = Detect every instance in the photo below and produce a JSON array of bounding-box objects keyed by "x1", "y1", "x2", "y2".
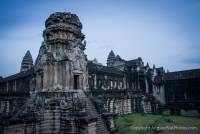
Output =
[{"x1": 0, "y1": 12, "x2": 199, "y2": 134}]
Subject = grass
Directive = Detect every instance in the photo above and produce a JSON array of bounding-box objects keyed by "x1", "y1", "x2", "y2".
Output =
[{"x1": 116, "y1": 113, "x2": 200, "y2": 134}]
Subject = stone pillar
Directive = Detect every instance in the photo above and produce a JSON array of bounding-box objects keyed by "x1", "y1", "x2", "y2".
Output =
[
  {"x1": 114, "y1": 99, "x2": 120, "y2": 114},
  {"x1": 94, "y1": 75, "x2": 97, "y2": 89},
  {"x1": 123, "y1": 77, "x2": 126, "y2": 89},
  {"x1": 145, "y1": 76, "x2": 149, "y2": 94},
  {"x1": 133, "y1": 98, "x2": 136, "y2": 112},
  {"x1": 109, "y1": 99, "x2": 114, "y2": 113},
  {"x1": 127, "y1": 98, "x2": 132, "y2": 114},
  {"x1": 123, "y1": 98, "x2": 128, "y2": 114}
]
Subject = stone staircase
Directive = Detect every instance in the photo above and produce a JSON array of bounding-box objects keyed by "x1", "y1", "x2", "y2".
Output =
[{"x1": 77, "y1": 90, "x2": 110, "y2": 134}]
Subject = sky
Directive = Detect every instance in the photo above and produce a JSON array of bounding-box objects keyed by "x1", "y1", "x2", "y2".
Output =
[{"x1": 0, "y1": 0, "x2": 200, "y2": 77}]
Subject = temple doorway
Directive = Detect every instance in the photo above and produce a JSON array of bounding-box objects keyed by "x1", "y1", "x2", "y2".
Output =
[{"x1": 74, "y1": 75, "x2": 79, "y2": 89}]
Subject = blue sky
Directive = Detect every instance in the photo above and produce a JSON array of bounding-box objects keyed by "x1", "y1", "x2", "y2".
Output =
[{"x1": 0, "y1": 0, "x2": 200, "y2": 77}]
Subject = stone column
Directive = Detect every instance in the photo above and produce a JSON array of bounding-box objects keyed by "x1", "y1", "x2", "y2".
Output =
[
  {"x1": 94, "y1": 75, "x2": 97, "y2": 89},
  {"x1": 145, "y1": 76, "x2": 149, "y2": 94}
]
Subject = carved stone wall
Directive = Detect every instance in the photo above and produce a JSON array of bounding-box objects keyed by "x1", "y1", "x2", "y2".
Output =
[
  {"x1": 35, "y1": 12, "x2": 88, "y2": 92},
  {"x1": 88, "y1": 60, "x2": 165, "y2": 114}
]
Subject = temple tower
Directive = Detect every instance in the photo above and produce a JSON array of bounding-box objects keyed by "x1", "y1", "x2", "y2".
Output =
[
  {"x1": 20, "y1": 50, "x2": 33, "y2": 72},
  {"x1": 33, "y1": 12, "x2": 92, "y2": 134},
  {"x1": 35, "y1": 12, "x2": 88, "y2": 91},
  {"x1": 107, "y1": 50, "x2": 116, "y2": 67}
]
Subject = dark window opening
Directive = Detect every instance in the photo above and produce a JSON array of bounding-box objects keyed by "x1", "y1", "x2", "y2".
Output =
[{"x1": 74, "y1": 75, "x2": 79, "y2": 89}]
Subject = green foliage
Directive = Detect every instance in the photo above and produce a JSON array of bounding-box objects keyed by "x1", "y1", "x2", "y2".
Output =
[{"x1": 116, "y1": 113, "x2": 200, "y2": 134}]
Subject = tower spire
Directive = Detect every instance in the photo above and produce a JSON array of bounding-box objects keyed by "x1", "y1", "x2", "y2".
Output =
[
  {"x1": 107, "y1": 50, "x2": 116, "y2": 66},
  {"x1": 20, "y1": 50, "x2": 33, "y2": 72}
]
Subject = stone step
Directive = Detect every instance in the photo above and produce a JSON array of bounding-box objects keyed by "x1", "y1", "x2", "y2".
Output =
[{"x1": 77, "y1": 90, "x2": 110, "y2": 134}]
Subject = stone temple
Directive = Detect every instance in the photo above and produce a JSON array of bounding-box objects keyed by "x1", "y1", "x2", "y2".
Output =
[{"x1": 0, "y1": 12, "x2": 199, "y2": 134}]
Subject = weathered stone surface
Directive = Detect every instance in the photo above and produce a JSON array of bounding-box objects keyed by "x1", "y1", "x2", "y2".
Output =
[
  {"x1": 20, "y1": 50, "x2": 33, "y2": 72},
  {"x1": 0, "y1": 11, "x2": 199, "y2": 134},
  {"x1": 0, "y1": 12, "x2": 95, "y2": 134}
]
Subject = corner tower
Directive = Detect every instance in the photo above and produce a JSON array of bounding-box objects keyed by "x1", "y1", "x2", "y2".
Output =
[
  {"x1": 20, "y1": 50, "x2": 33, "y2": 72},
  {"x1": 35, "y1": 12, "x2": 88, "y2": 91},
  {"x1": 107, "y1": 50, "x2": 116, "y2": 67}
]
